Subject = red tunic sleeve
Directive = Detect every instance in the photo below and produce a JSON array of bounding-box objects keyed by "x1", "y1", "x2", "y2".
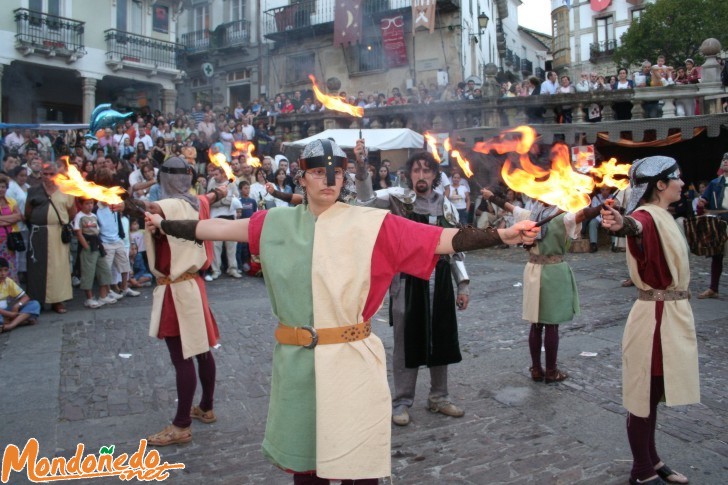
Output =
[
  {"x1": 248, "y1": 210, "x2": 268, "y2": 256},
  {"x1": 628, "y1": 210, "x2": 673, "y2": 376},
  {"x1": 362, "y1": 213, "x2": 443, "y2": 320}
]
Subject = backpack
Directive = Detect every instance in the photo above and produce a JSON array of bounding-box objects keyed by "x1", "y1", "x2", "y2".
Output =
[{"x1": 684, "y1": 215, "x2": 728, "y2": 256}]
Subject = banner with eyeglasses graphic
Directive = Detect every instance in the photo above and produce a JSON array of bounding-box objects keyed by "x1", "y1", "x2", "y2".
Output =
[{"x1": 380, "y1": 16, "x2": 407, "y2": 67}]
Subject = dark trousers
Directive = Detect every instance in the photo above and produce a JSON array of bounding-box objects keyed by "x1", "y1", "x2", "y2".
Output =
[
  {"x1": 528, "y1": 323, "x2": 559, "y2": 371},
  {"x1": 293, "y1": 473, "x2": 377, "y2": 485},
  {"x1": 165, "y1": 336, "x2": 216, "y2": 428},
  {"x1": 710, "y1": 252, "x2": 724, "y2": 291},
  {"x1": 626, "y1": 377, "x2": 664, "y2": 481}
]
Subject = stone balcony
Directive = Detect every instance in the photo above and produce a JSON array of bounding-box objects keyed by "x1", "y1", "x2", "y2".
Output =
[{"x1": 269, "y1": 82, "x2": 728, "y2": 146}]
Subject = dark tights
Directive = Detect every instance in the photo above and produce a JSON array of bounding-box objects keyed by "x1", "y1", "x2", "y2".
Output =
[
  {"x1": 710, "y1": 253, "x2": 723, "y2": 292},
  {"x1": 528, "y1": 323, "x2": 559, "y2": 371},
  {"x1": 293, "y1": 474, "x2": 378, "y2": 484},
  {"x1": 165, "y1": 336, "x2": 216, "y2": 428},
  {"x1": 626, "y1": 376, "x2": 664, "y2": 481}
]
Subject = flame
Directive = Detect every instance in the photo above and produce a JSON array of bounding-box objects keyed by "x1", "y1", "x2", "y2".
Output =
[
  {"x1": 53, "y1": 156, "x2": 126, "y2": 205},
  {"x1": 424, "y1": 132, "x2": 442, "y2": 163},
  {"x1": 207, "y1": 149, "x2": 235, "y2": 180},
  {"x1": 309, "y1": 74, "x2": 363, "y2": 117},
  {"x1": 590, "y1": 157, "x2": 630, "y2": 190},
  {"x1": 502, "y1": 143, "x2": 595, "y2": 213},
  {"x1": 473, "y1": 126, "x2": 548, "y2": 178},
  {"x1": 232, "y1": 141, "x2": 261, "y2": 168}
]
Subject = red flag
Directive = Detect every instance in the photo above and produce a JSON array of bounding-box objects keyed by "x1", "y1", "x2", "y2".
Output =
[
  {"x1": 381, "y1": 15, "x2": 407, "y2": 67},
  {"x1": 334, "y1": 0, "x2": 362, "y2": 45},
  {"x1": 412, "y1": 0, "x2": 436, "y2": 35}
]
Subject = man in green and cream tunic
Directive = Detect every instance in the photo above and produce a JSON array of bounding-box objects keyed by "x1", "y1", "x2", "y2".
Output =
[{"x1": 146, "y1": 138, "x2": 540, "y2": 482}]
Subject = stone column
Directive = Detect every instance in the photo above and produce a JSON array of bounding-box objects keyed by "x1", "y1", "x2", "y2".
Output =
[
  {"x1": 81, "y1": 77, "x2": 97, "y2": 123},
  {"x1": 161, "y1": 88, "x2": 177, "y2": 117}
]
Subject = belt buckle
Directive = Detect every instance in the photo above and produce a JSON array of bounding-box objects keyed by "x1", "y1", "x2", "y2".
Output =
[{"x1": 301, "y1": 326, "x2": 318, "y2": 349}]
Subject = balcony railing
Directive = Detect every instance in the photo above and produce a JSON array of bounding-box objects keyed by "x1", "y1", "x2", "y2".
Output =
[
  {"x1": 181, "y1": 29, "x2": 209, "y2": 54},
  {"x1": 266, "y1": 83, "x2": 727, "y2": 149},
  {"x1": 220, "y1": 19, "x2": 251, "y2": 47},
  {"x1": 264, "y1": 0, "x2": 458, "y2": 39},
  {"x1": 14, "y1": 8, "x2": 85, "y2": 59},
  {"x1": 104, "y1": 29, "x2": 183, "y2": 71},
  {"x1": 590, "y1": 39, "x2": 618, "y2": 62}
]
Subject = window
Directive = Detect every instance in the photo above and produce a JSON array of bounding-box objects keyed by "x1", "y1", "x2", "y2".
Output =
[
  {"x1": 230, "y1": 0, "x2": 246, "y2": 21},
  {"x1": 194, "y1": 5, "x2": 210, "y2": 32},
  {"x1": 596, "y1": 16, "x2": 614, "y2": 46},
  {"x1": 348, "y1": 39, "x2": 385, "y2": 73},
  {"x1": 631, "y1": 8, "x2": 644, "y2": 21},
  {"x1": 29, "y1": 0, "x2": 60, "y2": 15},
  {"x1": 117, "y1": 0, "x2": 143, "y2": 34},
  {"x1": 286, "y1": 52, "x2": 315, "y2": 84}
]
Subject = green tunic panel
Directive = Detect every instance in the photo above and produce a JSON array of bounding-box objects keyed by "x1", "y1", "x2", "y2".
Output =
[
  {"x1": 537, "y1": 213, "x2": 580, "y2": 324},
  {"x1": 259, "y1": 206, "x2": 317, "y2": 472}
]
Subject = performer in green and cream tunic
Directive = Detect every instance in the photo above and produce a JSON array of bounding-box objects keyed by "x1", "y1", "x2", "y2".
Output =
[{"x1": 146, "y1": 139, "x2": 540, "y2": 482}]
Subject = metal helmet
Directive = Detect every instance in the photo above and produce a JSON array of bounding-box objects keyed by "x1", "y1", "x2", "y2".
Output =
[{"x1": 300, "y1": 138, "x2": 348, "y2": 186}]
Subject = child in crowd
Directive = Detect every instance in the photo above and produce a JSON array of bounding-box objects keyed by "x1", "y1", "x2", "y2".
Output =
[
  {"x1": 236, "y1": 180, "x2": 257, "y2": 273},
  {"x1": 73, "y1": 198, "x2": 117, "y2": 309},
  {"x1": 0, "y1": 257, "x2": 41, "y2": 332},
  {"x1": 128, "y1": 242, "x2": 153, "y2": 288},
  {"x1": 128, "y1": 218, "x2": 150, "y2": 275}
]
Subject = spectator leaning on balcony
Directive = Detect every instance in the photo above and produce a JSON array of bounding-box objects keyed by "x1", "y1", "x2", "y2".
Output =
[
  {"x1": 634, "y1": 61, "x2": 661, "y2": 118},
  {"x1": 614, "y1": 68, "x2": 635, "y2": 121},
  {"x1": 556, "y1": 76, "x2": 576, "y2": 123},
  {"x1": 651, "y1": 55, "x2": 673, "y2": 86},
  {"x1": 540, "y1": 71, "x2": 559, "y2": 95}
]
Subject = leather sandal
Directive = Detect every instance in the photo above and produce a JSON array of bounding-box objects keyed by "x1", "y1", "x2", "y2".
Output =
[
  {"x1": 655, "y1": 464, "x2": 688, "y2": 484},
  {"x1": 427, "y1": 399, "x2": 464, "y2": 417},
  {"x1": 697, "y1": 289, "x2": 718, "y2": 299},
  {"x1": 529, "y1": 366, "x2": 545, "y2": 382},
  {"x1": 629, "y1": 476, "x2": 666, "y2": 485},
  {"x1": 147, "y1": 425, "x2": 192, "y2": 447},
  {"x1": 51, "y1": 303, "x2": 67, "y2": 314},
  {"x1": 544, "y1": 368, "x2": 568, "y2": 383},
  {"x1": 190, "y1": 405, "x2": 217, "y2": 424}
]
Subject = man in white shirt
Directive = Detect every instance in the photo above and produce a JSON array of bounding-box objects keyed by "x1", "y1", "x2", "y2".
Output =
[
  {"x1": 540, "y1": 71, "x2": 559, "y2": 95},
  {"x1": 240, "y1": 117, "x2": 255, "y2": 141},
  {"x1": 206, "y1": 165, "x2": 242, "y2": 279}
]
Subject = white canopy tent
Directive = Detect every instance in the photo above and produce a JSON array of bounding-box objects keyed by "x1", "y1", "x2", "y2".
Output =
[{"x1": 283, "y1": 128, "x2": 424, "y2": 151}]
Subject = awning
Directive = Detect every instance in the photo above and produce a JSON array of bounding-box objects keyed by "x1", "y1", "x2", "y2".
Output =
[
  {"x1": 283, "y1": 128, "x2": 424, "y2": 151},
  {"x1": 0, "y1": 123, "x2": 89, "y2": 130}
]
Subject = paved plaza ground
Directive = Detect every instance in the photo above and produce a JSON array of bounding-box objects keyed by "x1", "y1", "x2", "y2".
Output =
[{"x1": 1, "y1": 246, "x2": 726, "y2": 484}]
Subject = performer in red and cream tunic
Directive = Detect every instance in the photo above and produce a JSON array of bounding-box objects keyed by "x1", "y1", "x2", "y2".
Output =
[
  {"x1": 143, "y1": 157, "x2": 222, "y2": 447},
  {"x1": 602, "y1": 156, "x2": 698, "y2": 485},
  {"x1": 146, "y1": 139, "x2": 540, "y2": 482}
]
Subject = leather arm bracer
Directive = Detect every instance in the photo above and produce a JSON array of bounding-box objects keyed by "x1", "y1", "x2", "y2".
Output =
[
  {"x1": 160, "y1": 219, "x2": 200, "y2": 243},
  {"x1": 451, "y1": 226, "x2": 503, "y2": 252}
]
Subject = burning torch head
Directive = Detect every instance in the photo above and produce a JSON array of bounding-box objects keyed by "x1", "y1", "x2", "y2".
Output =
[
  {"x1": 626, "y1": 156, "x2": 680, "y2": 214},
  {"x1": 300, "y1": 139, "x2": 348, "y2": 186}
]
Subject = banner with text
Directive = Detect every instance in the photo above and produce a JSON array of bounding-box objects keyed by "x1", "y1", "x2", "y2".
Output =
[{"x1": 380, "y1": 15, "x2": 407, "y2": 67}]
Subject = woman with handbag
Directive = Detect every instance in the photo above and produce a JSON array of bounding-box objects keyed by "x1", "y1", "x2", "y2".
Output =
[
  {"x1": 0, "y1": 175, "x2": 23, "y2": 283},
  {"x1": 25, "y1": 163, "x2": 77, "y2": 314}
]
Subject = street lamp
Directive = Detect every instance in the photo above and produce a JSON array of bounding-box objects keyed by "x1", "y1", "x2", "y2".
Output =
[{"x1": 477, "y1": 12, "x2": 489, "y2": 32}]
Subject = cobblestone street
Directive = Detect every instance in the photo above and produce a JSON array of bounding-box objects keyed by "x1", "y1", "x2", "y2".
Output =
[{"x1": 1, "y1": 247, "x2": 726, "y2": 484}]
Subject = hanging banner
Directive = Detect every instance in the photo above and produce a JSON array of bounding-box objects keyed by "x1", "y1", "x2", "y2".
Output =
[
  {"x1": 334, "y1": 0, "x2": 362, "y2": 45},
  {"x1": 412, "y1": 0, "x2": 436, "y2": 35},
  {"x1": 572, "y1": 145, "x2": 595, "y2": 173},
  {"x1": 590, "y1": 0, "x2": 611, "y2": 11},
  {"x1": 380, "y1": 15, "x2": 407, "y2": 67}
]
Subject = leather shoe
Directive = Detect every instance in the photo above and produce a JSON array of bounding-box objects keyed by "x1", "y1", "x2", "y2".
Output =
[
  {"x1": 392, "y1": 406, "x2": 410, "y2": 426},
  {"x1": 629, "y1": 476, "x2": 666, "y2": 485},
  {"x1": 589, "y1": 243, "x2": 598, "y2": 253},
  {"x1": 427, "y1": 399, "x2": 464, "y2": 417},
  {"x1": 545, "y1": 368, "x2": 568, "y2": 383},
  {"x1": 529, "y1": 366, "x2": 545, "y2": 382}
]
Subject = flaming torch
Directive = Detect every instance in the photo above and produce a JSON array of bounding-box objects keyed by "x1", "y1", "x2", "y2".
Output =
[
  {"x1": 308, "y1": 74, "x2": 364, "y2": 138},
  {"x1": 473, "y1": 126, "x2": 630, "y2": 220},
  {"x1": 208, "y1": 149, "x2": 235, "y2": 182},
  {"x1": 424, "y1": 132, "x2": 443, "y2": 163},
  {"x1": 232, "y1": 141, "x2": 261, "y2": 168},
  {"x1": 53, "y1": 156, "x2": 126, "y2": 205},
  {"x1": 444, "y1": 138, "x2": 474, "y2": 178}
]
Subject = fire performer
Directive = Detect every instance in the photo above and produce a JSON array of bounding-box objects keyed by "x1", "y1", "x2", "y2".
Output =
[
  {"x1": 480, "y1": 180, "x2": 600, "y2": 384},
  {"x1": 354, "y1": 143, "x2": 473, "y2": 425},
  {"x1": 145, "y1": 138, "x2": 539, "y2": 483},
  {"x1": 142, "y1": 157, "x2": 224, "y2": 447},
  {"x1": 601, "y1": 156, "x2": 697, "y2": 485}
]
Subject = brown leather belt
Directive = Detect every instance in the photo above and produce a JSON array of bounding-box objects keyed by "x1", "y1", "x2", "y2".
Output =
[
  {"x1": 157, "y1": 272, "x2": 198, "y2": 286},
  {"x1": 637, "y1": 289, "x2": 690, "y2": 301},
  {"x1": 275, "y1": 321, "x2": 372, "y2": 349},
  {"x1": 529, "y1": 254, "x2": 564, "y2": 265}
]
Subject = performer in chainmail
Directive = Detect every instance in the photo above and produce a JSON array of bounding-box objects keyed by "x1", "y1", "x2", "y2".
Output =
[{"x1": 353, "y1": 143, "x2": 470, "y2": 426}]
